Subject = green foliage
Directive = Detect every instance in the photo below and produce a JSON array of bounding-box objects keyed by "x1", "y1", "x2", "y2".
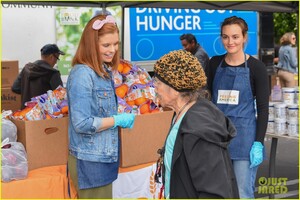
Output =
[
  {"x1": 55, "y1": 8, "x2": 93, "y2": 62},
  {"x1": 55, "y1": 7, "x2": 122, "y2": 75},
  {"x1": 273, "y1": 12, "x2": 298, "y2": 44}
]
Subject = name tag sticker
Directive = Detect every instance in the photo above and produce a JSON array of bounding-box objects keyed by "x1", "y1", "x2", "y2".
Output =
[{"x1": 217, "y1": 90, "x2": 239, "y2": 105}]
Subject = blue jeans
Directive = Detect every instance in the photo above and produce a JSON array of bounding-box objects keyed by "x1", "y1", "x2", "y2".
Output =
[{"x1": 233, "y1": 160, "x2": 258, "y2": 198}]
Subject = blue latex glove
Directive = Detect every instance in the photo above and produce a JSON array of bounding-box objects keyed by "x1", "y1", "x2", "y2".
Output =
[
  {"x1": 113, "y1": 113, "x2": 135, "y2": 129},
  {"x1": 249, "y1": 141, "x2": 264, "y2": 168}
]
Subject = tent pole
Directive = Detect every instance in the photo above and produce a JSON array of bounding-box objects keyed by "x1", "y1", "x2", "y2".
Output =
[{"x1": 121, "y1": 5, "x2": 125, "y2": 59}]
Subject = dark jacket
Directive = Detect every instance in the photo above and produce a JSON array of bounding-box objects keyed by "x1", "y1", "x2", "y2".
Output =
[
  {"x1": 11, "y1": 60, "x2": 63, "y2": 109},
  {"x1": 192, "y1": 44, "x2": 209, "y2": 74},
  {"x1": 169, "y1": 98, "x2": 239, "y2": 198}
]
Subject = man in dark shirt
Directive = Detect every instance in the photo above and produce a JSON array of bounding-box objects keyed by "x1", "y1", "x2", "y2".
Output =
[
  {"x1": 180, "y1": 33, "x2": 210, "y2": 74},
  {"x1": 11, "y1": 44, "x2": 65, "y2": 109}
]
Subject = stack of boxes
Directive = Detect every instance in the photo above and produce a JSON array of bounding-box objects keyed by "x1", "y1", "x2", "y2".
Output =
[
  {"x1": 267, "y1": 87, "x2": 299, "y2": 137},
  {"x1": 1, "y1": 60, "x2": 21, "y2": 112},
  {"x1": 12, "y1": 117, "x2": 69, "y2": 170},
  {"x1": 0, "y1": 60, "x2": 69, "y2": 170}
]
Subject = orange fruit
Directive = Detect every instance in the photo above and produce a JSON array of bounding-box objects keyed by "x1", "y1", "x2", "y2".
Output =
[
  {"x1": 150, "y1": 108, "x2": 160, "y2": 113},
  {"x1": 122, "y1": 63, "x2": 131, "y2": 74},
  {"x1": 53, "y1": 111, "x2": 62, "y2": 116},
  {"x1": 45, "y1": 114, "x2": 52, "y2": 119},
  {"x1": 13, "y1": 110, "x2": 21, "y2": 117},
  {"x1": 117, "y1": 63, "x2": 124, "y2": 73},
  {"x1": 115, "y1": 84, "x2": 128, "y2": 99},
  {"x1": 61, "y1": 106, "x2": 69, "y2": 114},
  {"x1": 19, "y1": 107, "x2": 32, "y2": 117},
  {"x1": 140, "y1": 79, "x2": 146, "y2": 84},
  {"x1": 134, "y1": 97, "x2": 148, "y2": 106},
  {"x1": 126, "y1": 100, "x2": 135, "y2": 106},
  {"x1": 140, "y1": 103, "x2": 150, "y2": 114}
]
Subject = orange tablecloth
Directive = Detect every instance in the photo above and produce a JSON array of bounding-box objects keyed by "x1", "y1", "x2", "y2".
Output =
[
  {"x1": 2, "y1": 162, "x2": 159, "y2": 199},
  {"x1": 1, "y1": 165, "x2": 77, "y2": 199}
]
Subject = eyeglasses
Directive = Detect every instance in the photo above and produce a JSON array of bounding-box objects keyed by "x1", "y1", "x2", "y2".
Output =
[{"x1": 53, "y1": 54, "x2": 60, "y2": 60}]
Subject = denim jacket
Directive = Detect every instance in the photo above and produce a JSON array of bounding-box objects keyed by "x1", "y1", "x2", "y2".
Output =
[
  {"x1": 277, "y1": 45, "x2": 298, "y2": 74},
  {"x1": 67, "y1": 64, "x2": 118, "y2": 163}
]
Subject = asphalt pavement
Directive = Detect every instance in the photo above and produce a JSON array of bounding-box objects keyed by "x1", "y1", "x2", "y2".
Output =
[{"x1": 255, "y1": 135, "x2": 299, "y2": 199}]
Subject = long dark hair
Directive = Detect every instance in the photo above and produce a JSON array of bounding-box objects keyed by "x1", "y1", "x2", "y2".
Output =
[{"x1": 221, "y1": 16, "x2": 248, "y2": 37}]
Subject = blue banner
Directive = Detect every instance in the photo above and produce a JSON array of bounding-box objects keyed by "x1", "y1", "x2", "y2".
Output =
[{"x1": 129, "y1": 8, "x2": 258, "y2": 61}]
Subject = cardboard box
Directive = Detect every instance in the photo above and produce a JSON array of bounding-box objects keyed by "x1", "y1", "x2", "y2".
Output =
[
  {"x1": 1, "y1": 87, "x2": 21, "y2": 112},
  {"x1": 120, "y1": 110, "x2": 174, "y2": 167},
  {"x1": 12, "y1": 117, "x2": 69, "y2": 170},
  {"x1": 1, "y1": 60, "x2": 19, "y2": 87}
]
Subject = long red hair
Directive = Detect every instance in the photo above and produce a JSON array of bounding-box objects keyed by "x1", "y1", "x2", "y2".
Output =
[{"x1": 72, "y1": 15, "x2": 120, "y2": 78}]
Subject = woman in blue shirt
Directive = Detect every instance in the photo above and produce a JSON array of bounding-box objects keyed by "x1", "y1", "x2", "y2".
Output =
[
  {"x1": 66, "y1": 14, "x2": 135, "y2": 198},
  {"x1": 276, "y1": 32, "x2": 298, "y2": 87}
]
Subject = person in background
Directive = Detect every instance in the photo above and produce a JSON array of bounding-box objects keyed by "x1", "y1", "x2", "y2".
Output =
[
  {"x1": 273, "y1": 43, "x2": 280, "y2": 65},
  {"x1": 180, "y1": 33, "x2": 210, "y2": 74},
  {"x1": 66, "y1": 14, "x2": 135, "y2": 198},
  {"x1": 11, "y1": 44, "x2": 64, "y2": 109},
  {"x1": 276, "y1": 32, "x2": 298, "y2": 87},
  {"x1": 207, "y1": 16, "x2": 269, "y2": 198},
  {"x1": 154, "y1": 50, "x2": 239, "y2": 198}
]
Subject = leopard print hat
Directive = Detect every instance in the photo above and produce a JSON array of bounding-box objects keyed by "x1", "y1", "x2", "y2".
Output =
[{"x1": 154, "y1": 50, "x2": 207, "y2": 91}]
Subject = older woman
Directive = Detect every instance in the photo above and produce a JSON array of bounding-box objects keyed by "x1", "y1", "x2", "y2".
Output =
[{"x1": 153, "y1": 50, "x2": 239, "y2": 198}]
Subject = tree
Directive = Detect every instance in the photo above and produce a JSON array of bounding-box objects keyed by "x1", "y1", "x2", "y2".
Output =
[{"x1": 273, "y1": 12, "x2": 298, "y2": 44}]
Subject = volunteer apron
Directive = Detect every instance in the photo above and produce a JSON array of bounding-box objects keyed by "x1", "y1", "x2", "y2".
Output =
[{"x1": 212, "y1": 55, "x2": 256, "y2": 160}]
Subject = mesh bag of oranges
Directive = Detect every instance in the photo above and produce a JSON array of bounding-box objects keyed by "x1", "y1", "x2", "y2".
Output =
[
  {"x1": 11, "y1": 86, "x2": 68, "y2": 121},
  {"x1": 114, "y1": 59, "x2": 160, "y2": 115}
]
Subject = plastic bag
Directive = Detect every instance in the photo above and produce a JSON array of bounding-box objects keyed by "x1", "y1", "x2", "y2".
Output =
[
  {"x1": 1, "y1": 118, "x2": 17, "y2": 142},
  {"x1": 1, "y1": 138, "x2": 28, "y2": 182}
]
